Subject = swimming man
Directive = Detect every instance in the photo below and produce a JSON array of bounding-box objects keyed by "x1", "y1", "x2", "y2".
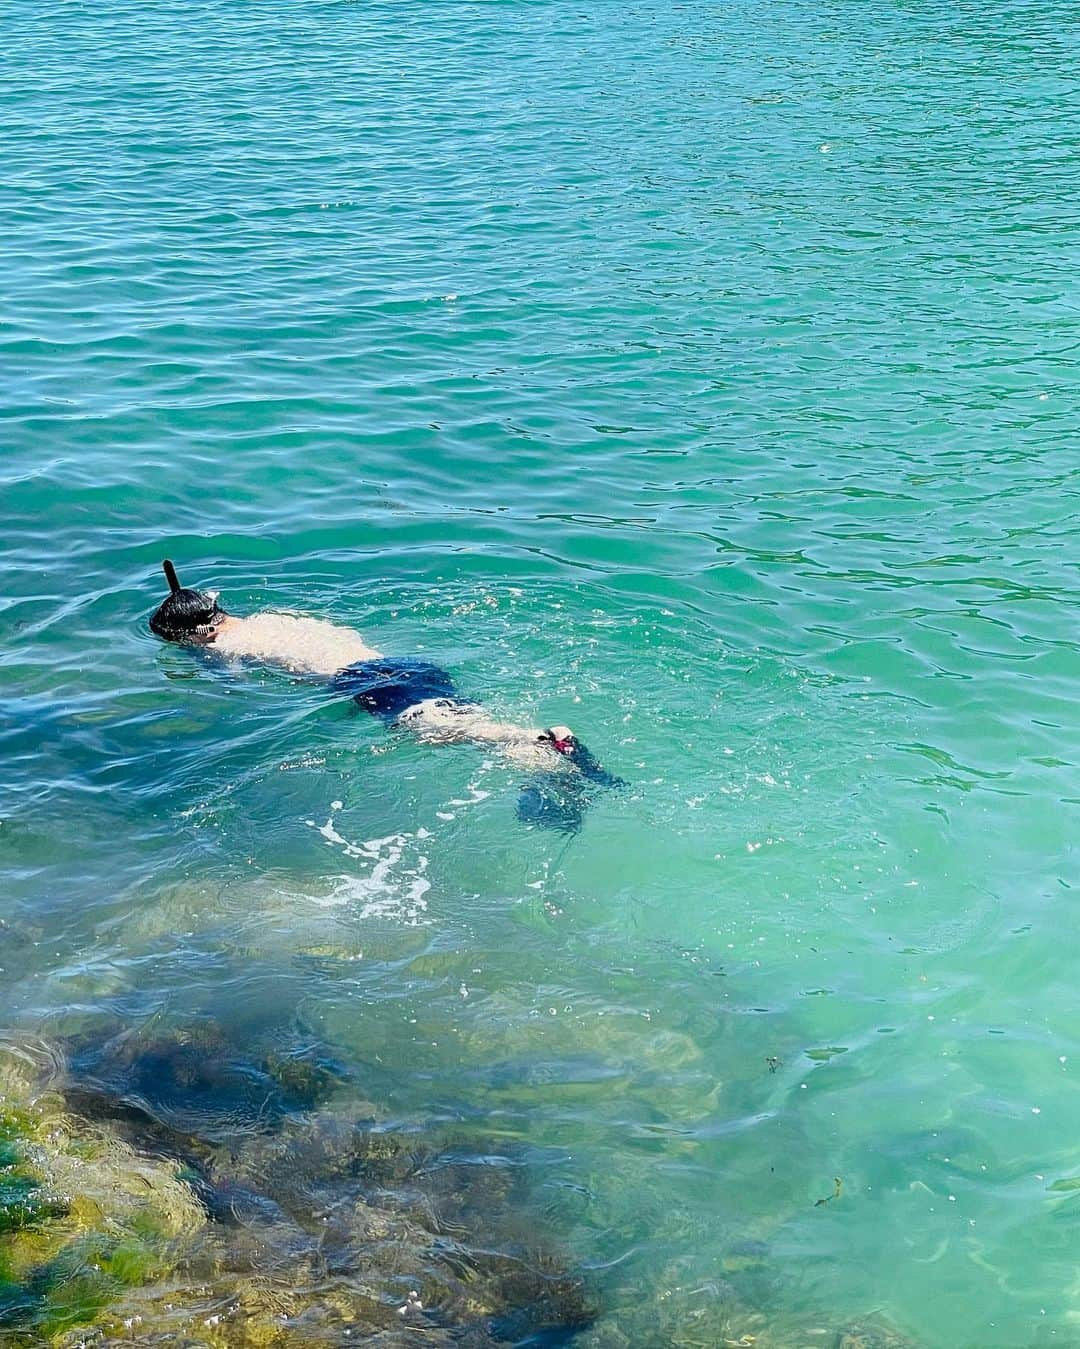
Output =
[{"x1": 149, "y1": 561, "x2": 621, "y2": 827}]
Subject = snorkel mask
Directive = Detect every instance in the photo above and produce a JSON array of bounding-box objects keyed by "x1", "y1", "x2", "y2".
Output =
[{"x1": 149, "y1": 559, "x2": 228, "y2": 643}]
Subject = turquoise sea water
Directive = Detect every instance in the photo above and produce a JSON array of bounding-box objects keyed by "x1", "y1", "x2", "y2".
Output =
[{"x1": 4, "y1": 0, "x2": 1080, "y2": 1343}]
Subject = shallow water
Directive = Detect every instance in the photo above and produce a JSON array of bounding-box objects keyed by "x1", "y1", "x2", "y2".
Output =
[{"x1": 3, "y1": 0, "x2": 1080, "y2": 1343}]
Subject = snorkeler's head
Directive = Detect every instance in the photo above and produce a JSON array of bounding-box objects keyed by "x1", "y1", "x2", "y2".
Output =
[{"x1": 149, "y1": 560, "x2": 228, "y2": 643}]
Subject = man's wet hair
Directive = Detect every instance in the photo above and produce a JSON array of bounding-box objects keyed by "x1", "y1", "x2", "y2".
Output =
[{"x1": 149, "y1": 560, "x2": 228, "y2": 643}]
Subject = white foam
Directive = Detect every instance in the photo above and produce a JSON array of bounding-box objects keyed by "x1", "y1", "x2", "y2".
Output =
[
  {"x1": 323, "y1": 862, "x2": 431, "y2": 923},
  {"x1": 303, "y1": 764, "x2": 494, "y2": 924},
  {"x1": 303, "y1": 804, "x2": 431, "y2": 922}
]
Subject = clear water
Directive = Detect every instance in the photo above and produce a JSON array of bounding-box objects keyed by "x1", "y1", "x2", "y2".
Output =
[{"x1": 4, "y1": 0, "x2": 1080, "y2": 1343}]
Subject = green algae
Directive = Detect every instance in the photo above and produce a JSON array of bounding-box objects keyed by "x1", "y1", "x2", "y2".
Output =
[
  {"x1": 0, "y1": 1107, "x2": 70, "y2": 1253},
  {"x1": 0, "y1": 1035, "x2": 595, "y2": 1346},
  {"x1": 0, "y1": 1045, "x2": 207, "y2": 1345},
  {"x1": 0, "y1": 1120, "x2": 68, "y2": 1239},
  {"x1": 0, "y1": 1028, "x2": 922, "y2": 1346},
  {"x1": 262, "y1": 1049, "x2": 342, "y2": 1110}
]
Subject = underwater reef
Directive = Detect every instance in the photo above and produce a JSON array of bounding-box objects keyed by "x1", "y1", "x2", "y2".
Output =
[
  {"x1": 0, "y1": 1027, "x2": 919, "y2": 1347},
  {"x1": 0, "y1": 1029, "x2": 592, "y2": 1347}
]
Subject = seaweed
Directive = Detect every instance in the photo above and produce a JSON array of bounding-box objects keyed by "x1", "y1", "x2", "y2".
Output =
[
  {"x1": 63, "y1": 1020, "x2": 349, "y2": 1146},
  {"x1": 0, "y1": 1026, "x2": 920, "y2": 1348},
  {"x1": 814, "y1": 1176, "x2": 843, "y2": 1208},
  {"x1": 0, "y1": 1036, "x2": 595, "y2": 1346}
]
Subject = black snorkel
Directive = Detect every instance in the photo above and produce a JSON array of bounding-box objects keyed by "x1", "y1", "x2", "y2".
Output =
[{"x1": 149, "y1": 559, "x2": 228, "y2": 643}]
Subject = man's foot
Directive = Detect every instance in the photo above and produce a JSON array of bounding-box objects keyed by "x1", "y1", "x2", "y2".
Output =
[{"x1": 538, "y1": 728, "x2": 627, "y2": 789}]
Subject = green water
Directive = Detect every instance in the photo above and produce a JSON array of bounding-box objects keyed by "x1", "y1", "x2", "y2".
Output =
[{"x1": 3, "y1": 0, "x2": 1080, "y2": 1343}]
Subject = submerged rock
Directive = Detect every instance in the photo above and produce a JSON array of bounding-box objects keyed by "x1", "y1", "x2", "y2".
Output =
[
  {"x1": 126, "y1": 1109, "x2": 595, "y2": 1347},
  {"x1": 0, "y1": 1037, "x2": 593, "y2": 1347},
  {"x1": 0, "y1": 1045, "x2": 207, "y2": 1346},
  {"x1": 836, "y1": 1318, "x2": 922, "y2": 1349},
  {"x1": 1, "y1": 1031, "x2": 919, "y2": 1348},
  {"x1": 62, "y1": 1020, "x2": 349, "y2": 1144}
]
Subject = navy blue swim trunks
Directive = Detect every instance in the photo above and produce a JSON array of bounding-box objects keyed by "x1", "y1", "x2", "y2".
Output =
[{"x1": 331, "y1": 659, "x2": 461, "y2": 720}]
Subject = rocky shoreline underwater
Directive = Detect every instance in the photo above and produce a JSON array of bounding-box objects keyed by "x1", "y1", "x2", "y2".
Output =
[{"x1": 0, "y1": 1027, "x2": 920, "y2": 1349}]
